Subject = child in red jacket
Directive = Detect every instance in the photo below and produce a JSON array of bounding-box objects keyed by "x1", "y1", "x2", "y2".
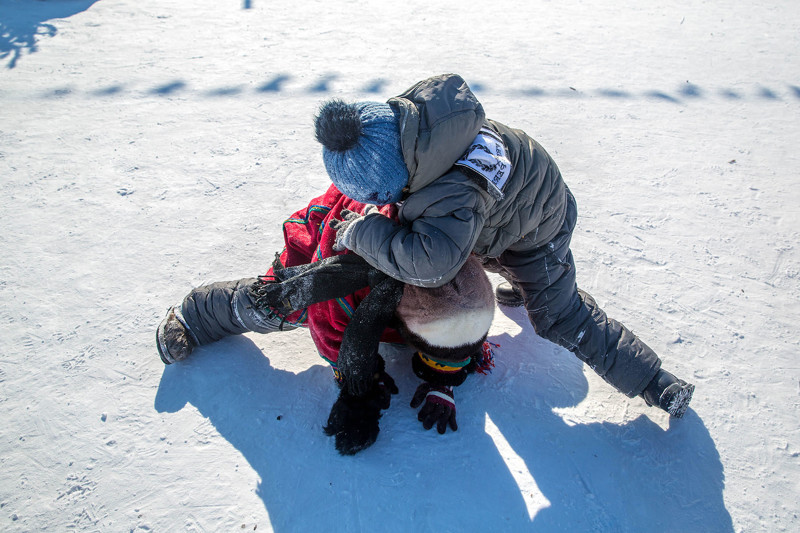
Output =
[{"x1": 157, "y1": 184, "x2": 496, "y2": 454}]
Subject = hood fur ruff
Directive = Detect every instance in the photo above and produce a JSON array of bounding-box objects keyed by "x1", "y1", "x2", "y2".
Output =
[{"x1": 396, "y1": 255, "x2": 494, "y2": 350}]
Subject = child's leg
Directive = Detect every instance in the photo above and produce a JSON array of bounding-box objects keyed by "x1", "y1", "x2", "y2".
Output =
[
  {"x1": 157, "y1": 277, "x2": 294, "y2": 364},
  {"x1": 181, "y1": 278, "x2": 295, "y2": 345},
  {"x1": 498, "y1": 191, "x2": 663, "y2": 399}
]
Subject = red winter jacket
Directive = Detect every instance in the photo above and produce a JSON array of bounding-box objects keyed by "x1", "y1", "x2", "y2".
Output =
[{"x1": 266, "y1": 185, "x2": 405, "y2": 369}]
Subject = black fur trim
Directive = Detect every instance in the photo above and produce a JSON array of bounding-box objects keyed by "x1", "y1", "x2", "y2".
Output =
[
  {"x1": 398, "y1": 324, "x2": 487, "y2": 362},
  {"x1": 314, "y1": 99, "x2": 362, "y2": 152},
  {"x1": 270, "y1": 251, "x2": 285, "y2": 274}
]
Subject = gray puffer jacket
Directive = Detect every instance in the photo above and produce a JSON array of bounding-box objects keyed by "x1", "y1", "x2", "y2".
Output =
[{"x1": 346, "y1": 73, "x2": 567, "y2": 287}]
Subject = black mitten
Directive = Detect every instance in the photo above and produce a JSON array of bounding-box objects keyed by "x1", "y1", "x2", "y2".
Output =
[
  {"x1": 324, "y1": 387, "x2": 383, "y2": 455},
  {"x1": 410, "y1": 383, "x2": 457, "y2": 434},
  {"x1": 323, "y1": 365, "x2": 398, "y2": 455}
]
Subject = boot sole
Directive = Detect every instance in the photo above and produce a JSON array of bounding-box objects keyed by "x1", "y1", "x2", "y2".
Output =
[
  {"x1": 156, "y1": 309, "x2": 175, "y2": 365},
  {"x1": 156, "y1": 306, "x2": 196, "y2": 365},
  {"x1": 156, "y1": 307, "x2": 175, "y2": 365},
  {"x1": 666, "y1": 383, "x2": 695, "y2": 418},
  {"x1": 495, "y1": 296, "x2": 525, "y2": 307}
]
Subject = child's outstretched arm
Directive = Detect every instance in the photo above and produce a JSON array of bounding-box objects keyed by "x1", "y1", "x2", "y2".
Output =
[
  {"x1": 249, "y1": 254, "x2": 386, "y2": 314},
  {"x1": 336, "y1": 275, "x2": 404, "y2": 396}
]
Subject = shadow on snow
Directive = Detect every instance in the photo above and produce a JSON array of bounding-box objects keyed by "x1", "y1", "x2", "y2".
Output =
[
  {"x1": 25, "y1": 74, "x2": 800, "y2": 104},
  {"x1": 0, "y1": 0, "x2": 100, "y2": 69},
  {"x1": 154, "y1": 306, "x2": 733, "y2": 532},
  {"x1": 2, "y1": 3, "x2": 797, "y2": 105}
]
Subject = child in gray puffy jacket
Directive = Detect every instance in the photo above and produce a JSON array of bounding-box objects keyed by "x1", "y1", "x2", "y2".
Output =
[{"x1": 314, "y1": 73, "x2": 694, "y2": 417}]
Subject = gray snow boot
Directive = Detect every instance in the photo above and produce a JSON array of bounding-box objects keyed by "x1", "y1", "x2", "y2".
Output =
[
  {"x1": 641, "y1": 369, "x2": 695, "y2": 418},
  {"x1": 495, "y1": 281, "x2": 525, "y2": 307},
  {"x1": 156, "y1": 306, "x2": 196, "y2": 365}
]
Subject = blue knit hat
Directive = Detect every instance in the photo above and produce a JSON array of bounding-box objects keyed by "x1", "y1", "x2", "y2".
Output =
[{"x1": 314, "y1": 100, "x2": 409, "y2": 205}]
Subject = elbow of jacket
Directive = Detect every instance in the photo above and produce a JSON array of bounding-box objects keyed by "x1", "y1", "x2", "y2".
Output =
[{"x1": 404, "y1": 264, "x2": 462, "y2": 288}]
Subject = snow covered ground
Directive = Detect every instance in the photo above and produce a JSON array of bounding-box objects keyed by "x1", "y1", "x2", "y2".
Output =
[{"x1": 1, "y1": 0, "x2": 799, "y2": 531}]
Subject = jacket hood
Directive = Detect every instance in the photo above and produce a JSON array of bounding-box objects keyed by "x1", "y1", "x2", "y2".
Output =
[{"x1": 388, "y1": 74, "x2": 485, "y2": 194}]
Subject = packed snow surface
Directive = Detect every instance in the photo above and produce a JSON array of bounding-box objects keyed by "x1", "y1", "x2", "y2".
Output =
[{"x1": 1, "y1": 0, "x2": 799, "y2": 531}]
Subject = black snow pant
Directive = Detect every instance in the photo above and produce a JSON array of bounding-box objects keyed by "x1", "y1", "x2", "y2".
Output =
[
  {"x1": 483, "y1": 189, "x2": 661, "y2": 397},
  {"x1": 179, "y1": 278, "x2": 296, "y2": 347}
]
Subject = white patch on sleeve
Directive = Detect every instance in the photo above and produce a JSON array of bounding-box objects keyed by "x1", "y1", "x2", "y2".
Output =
[{"x1": 455, "y1": 126, "x2": 513, "y2": 200}]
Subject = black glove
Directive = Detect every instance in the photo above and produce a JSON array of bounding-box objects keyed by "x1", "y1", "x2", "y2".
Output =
[
  {"x1": 374, "y1": 366, "x2": 399, "y2": 409},
  {"x1": 324, "y1": 387, "x2": 382, "y2": 455},
  {"x1": 410, "y1": 383, "x2": 457, "y2": 434}
]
